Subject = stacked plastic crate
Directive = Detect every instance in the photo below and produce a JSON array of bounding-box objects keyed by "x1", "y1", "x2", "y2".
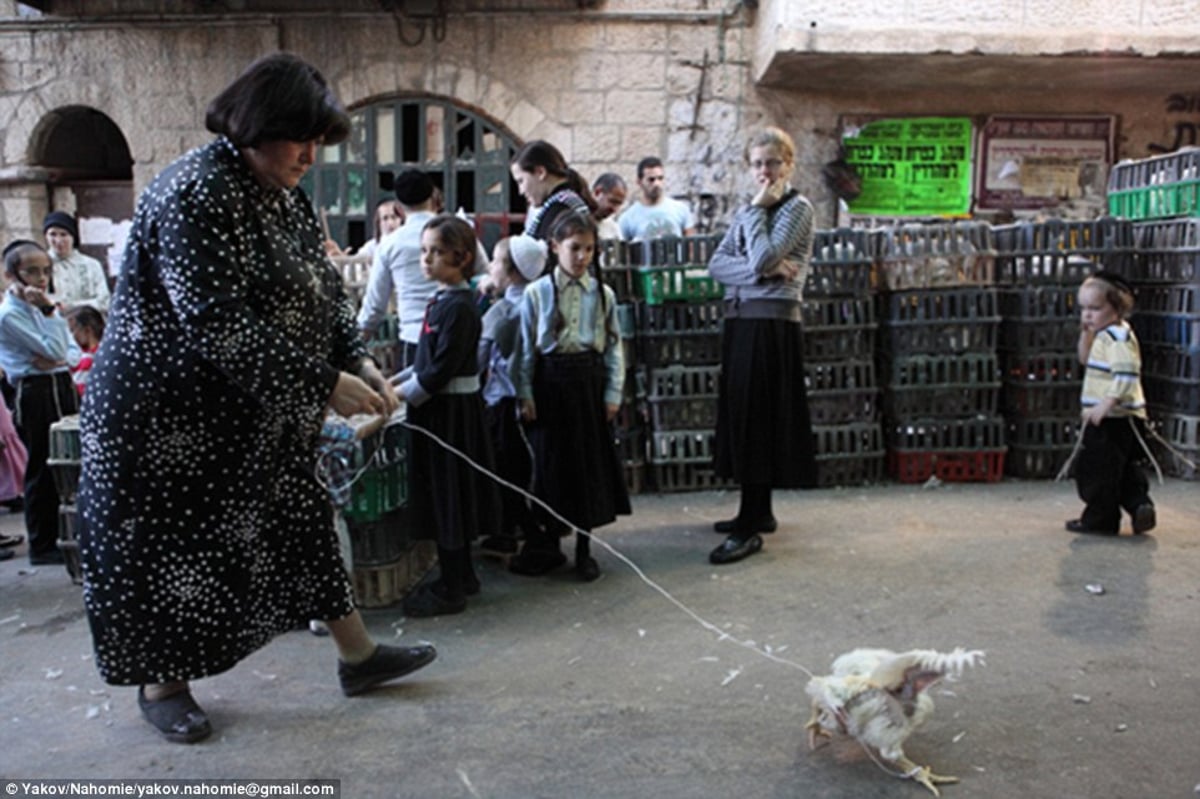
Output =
[
  {"x1": 803, "y1": 228, "x2": 885, "y2": 486},
  {"x1": 600, "y1": 239, "x2": 650, "y2": 495},
  {"x1": 1128, "y1": 218, "x2": 1200, "y2": 478},
  {"x1": 991, "y1": 218, "x2": 1135, "y2": 478},
  {"x1": 48, "y1": 414, "x2": 82, "y2": 583},
  {"x1": 875, "y1": 223, "x2": 1006, "y2": 482},
  {"x1": 338, "y1": 415, "x2": 432, "y2": 608},
  {"x1": 631, "y1": 235, "x2": 729, "y2": 493}
]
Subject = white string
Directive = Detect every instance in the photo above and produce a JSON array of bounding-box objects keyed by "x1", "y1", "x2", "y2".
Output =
[
  {"x1": 379, "y1": 412, "x2": 815, "y2": 679},
  {"x1": 336, "y1": 410, "x2": 962, "y2": 781}
]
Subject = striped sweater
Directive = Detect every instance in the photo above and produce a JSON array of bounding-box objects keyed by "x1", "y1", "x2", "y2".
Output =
[{"x1": 1081, "y1": 321, "x2": 1147, "y2": 418}]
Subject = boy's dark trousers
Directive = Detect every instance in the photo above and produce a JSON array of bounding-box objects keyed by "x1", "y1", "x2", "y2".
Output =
[
  {"x1": 1074, "y1": 416, "x2": 1152, "y2": 534},
  {"x1": 15, "y1": 372, "x2": 79, "y2": 558}
]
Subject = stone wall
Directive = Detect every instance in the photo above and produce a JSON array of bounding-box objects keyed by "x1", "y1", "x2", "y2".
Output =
[{"x1": 2, "y1": 3, "x2": 1200, "y2": 241}]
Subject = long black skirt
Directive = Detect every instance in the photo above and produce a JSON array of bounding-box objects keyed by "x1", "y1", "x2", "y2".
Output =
[
  {"x1": 714, "y1": 317, "x2": 818, "y2": 487},
  {"x1": 485, "y1": 396, "x2": 536, "y2": 536},
  {"x1": 528, "y1": 352, "x2": 631, "y2": 530},
  {"x1": 407, "y1": 392, "x2": 501, "y2": 550}
]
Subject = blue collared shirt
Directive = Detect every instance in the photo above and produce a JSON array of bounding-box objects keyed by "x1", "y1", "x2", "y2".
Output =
[{"x1": 0, "y1": 289, "x2": 79, "y2": 382}]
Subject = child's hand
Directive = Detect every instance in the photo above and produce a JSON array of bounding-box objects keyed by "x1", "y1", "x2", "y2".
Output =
[
  {"x1": 357, "y1": 360, "x2": 400, "y2": 416},
  {"x1": 605, "y1": 402, "x2": 620, "y2": 422},
  {"x1": 521, "y1": 398, "x2": 537, "y2": 422}
]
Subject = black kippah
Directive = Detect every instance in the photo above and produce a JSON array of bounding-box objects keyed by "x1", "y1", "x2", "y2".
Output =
[{"x1": 1090, "y1": 269, "x2": 1135, "y2": 297}]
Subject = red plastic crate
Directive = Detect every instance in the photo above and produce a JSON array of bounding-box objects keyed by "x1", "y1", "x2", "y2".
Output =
[{"x1": 888, "y1": 449, "x2": 1007, "y2": 483}]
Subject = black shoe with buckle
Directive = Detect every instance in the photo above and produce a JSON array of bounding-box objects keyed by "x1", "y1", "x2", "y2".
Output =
[
  {"x1": 709, "y1": 534, "x2": 764, "y2": 565},
  {"x1": 138, "y1": 686, "x2": 212, "y2": 744},
  {"x1": 1065, "y1": 519, "x2": 1117, "y2": 536},
  {"x1": 338, "y1": 643, "x2": 438, "y2": 697}
]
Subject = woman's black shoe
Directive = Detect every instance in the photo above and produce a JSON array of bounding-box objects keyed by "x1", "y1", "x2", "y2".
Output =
[
  {"x1": 1064, "y1": 519, "x2": 1117, "y2": 536},
  {"x1": 709, "y1": 534, "x2": 763, "y2": 565},
  {"x1": 508, "y1": 547, "x2": 566, "y2": 576},
  {"x1": 713, "y1": 517, "x2": 777, "y2": 534},
  {"x1": 138, "y1": 686, "x2": 212, "y2": 744},
  {"x1": 338, "y1": 643, "x2": 438, "y2": 697}
]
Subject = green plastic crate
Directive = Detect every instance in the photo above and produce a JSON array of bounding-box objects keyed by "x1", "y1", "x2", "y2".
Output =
[
  {"x1": 343, "y1": 458, "x2": 407, "y2": 523},
  {"x1": 636, "y1": 265, "x2": 724, "y2": 305}
]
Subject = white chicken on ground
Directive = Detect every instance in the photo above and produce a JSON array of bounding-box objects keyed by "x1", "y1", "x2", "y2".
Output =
[{"x1": 804, "y1": 647, "x2": 984, "y2": 796}]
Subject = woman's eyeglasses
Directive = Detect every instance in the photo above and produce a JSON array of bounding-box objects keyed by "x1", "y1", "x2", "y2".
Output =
[{"x1": 750, "y1": 158, "x2": 784, "y2": 170}]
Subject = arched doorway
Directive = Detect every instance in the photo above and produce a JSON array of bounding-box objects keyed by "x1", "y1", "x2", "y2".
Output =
[
  {"x1": 302, "y1": 95, "x2": 525, "y2": 254},
  {"x1": 30, "y1": 105, "x2": 134, "y2": 276}
]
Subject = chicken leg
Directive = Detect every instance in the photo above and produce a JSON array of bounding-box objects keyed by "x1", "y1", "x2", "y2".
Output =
[{"x1": 895, "y1": 755, "x2": 959, "y2": 797}]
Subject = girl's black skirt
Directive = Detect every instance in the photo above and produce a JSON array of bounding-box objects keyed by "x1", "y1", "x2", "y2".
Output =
[
  {"x1": 485, "y1": 395, "x2": 536, "y2": 536},
  {"x1": 528, "y1": 351, "x2": 631, "y2": 530},
  {"x1": 714, "y1": 317, "x2": 818, "y2": 488},
  {"x1": 407, "y1": 392, "x2": 501, "y2": 550}
]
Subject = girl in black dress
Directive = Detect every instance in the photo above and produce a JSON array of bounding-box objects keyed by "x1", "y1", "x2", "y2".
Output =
[
  {"x1": 395, "y1": 215, "x2": 500, "y2": 616},
  {"x1": 511, "y1": 212, "x2": 630, "y2": 581}
]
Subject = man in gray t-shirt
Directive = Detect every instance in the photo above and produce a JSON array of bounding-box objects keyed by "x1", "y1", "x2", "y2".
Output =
[{"x1": 618, "y1": 156, "x2": 696, "y2": 241}]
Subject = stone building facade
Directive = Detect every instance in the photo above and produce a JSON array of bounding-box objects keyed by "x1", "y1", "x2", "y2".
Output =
[{"x1": 1, "y1": 0, "x2": 1198, "y2": 261}]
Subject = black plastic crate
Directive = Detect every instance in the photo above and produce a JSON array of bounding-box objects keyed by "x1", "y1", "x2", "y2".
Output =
[
  {"x1": 883, "y1": 352, "x2": 999, "y2": 386},
  {"x1": 805, "y1": 261, "x2": 873, "y2": 297},
  {"x1": 806, "y1": 360, "x2": 880, "y2": 424},
  {"x1": 649, "y1": 429, "x2": 716, "y2": 464},
  {"x1": 997, "y1": 286, "x2": 1079, "y2": 319},
  {"x1": 882, "y1": 287, "x2": 999, "y2": 322},
  {"x1": 813, "y1": 421, "x2": 883, "y2": 456},
  {"x1": 57, "y1": 503, "x2": 82, "y2": 585},
  {"x1": 888, "y1": 416, "x2": 1007, "y2": 451},
  {"x1": 48, "y1": 458, "x2": 80, "y2": 505},
  {"x1": 803, "y1": 297, "x2": 879, "y2": 361},
  {"x1": 1002, "y1": 381, "x2": 1081, "y2": 417},
  {"x1": 649, "y1": 462, "x2": 732, "y2": 493},
  {"x1": 886, "y1": 385, "x2": 1000, "y2": 420},
  {"x1": 874, "y1": 223, "x2": 996, "y2": 290},
  {"x1": 1142, "y1": 345, "x2": 1200, "y2": 381},
  {"x1": 815, "y1": 453, "x2": 886, "y2": 487},
  {"x1": 1145, "y1": 376, "x2": 1200, "y2": 415},
  {"x1": 1006, "y1": 416, "x2": 1080, "y2": 447},
  {"x1": 1005, "y1": 444, "x2": 1075, "y2": 479},
  {"x1": 1003, "y1": 352, "x2": 1084, "y2": 383},
  {"x1": 994, "y1": 217, "x2": 1135, "y2": 253},
  {"x1": 1127, "y1": 250, "x2": 1200, "y2": 284},
  {"x1": 1137, "y1": 285, "x2": 1200, "y2": 315},
  {"x1": 883, "y1": 320, "x2": 999, "y2": 355},
  {"x1": 645, "y1": 364, "x2": 720, "y2": 430},
  {"x1": 348, "y1": 506, "x2": 409, "y2": 567},
  {"x1": 1131, "y1": 312, "x2": 1200, "y2": 350},
  {"x1": 998, "y1": 318, "x2": 1079, "y2": 352},
  {"x1": 992, "y1": 252, "x2": 1101, "y2": 285}
]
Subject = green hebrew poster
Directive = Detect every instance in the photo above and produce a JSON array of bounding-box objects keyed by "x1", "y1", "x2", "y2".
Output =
[{"x1": 842, "y1": 116, "x2": 973, "y2": 216}]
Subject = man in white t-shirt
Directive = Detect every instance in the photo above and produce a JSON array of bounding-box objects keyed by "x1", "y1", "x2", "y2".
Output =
[{"x1": 617, "y1": 157, "x2": 696, "y2": 241}]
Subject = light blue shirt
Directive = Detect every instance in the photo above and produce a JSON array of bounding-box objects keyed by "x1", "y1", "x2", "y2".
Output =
[
  {"x1": 517, "y1": 268, "x2": 624, "y2": 406},
  {"x1": 0, "y1": 289, "x2": 80, "y2": 382},
  {"x1": 618, "y1": 197, "x2": 694, "y2": 241}
]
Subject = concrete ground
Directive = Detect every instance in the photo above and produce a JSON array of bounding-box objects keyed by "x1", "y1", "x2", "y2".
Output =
[{"x1": 2, "y1": 478, "x2": 1198, "y2": 799}]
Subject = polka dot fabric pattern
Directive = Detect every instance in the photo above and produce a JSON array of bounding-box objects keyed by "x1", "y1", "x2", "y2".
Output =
[{"x1": 78, "y1": 138, "x2": 366, "y2": 685}]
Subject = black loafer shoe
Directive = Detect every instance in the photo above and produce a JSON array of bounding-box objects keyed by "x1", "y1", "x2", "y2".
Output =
[
  {"x1": 713, "y1": 517, "x2": 777, "y2": 534},
  {"x1": 402, "y1": 583, "x2": 466, "y2": 618},
  {"x1": 338, "y1": 643, "x2": 438, "y2": 697},
  {"x1": 479, "y1": 535, "x2": 518, "y2": 555},
  {"x1": 138, "y1": 686, "x2": 212, "y2": 744},
  {"x1": 508, "y1": 548, "x2": 567, "y2": 576},
  {"x1": 575, "y1": 556, "x2": 601, "y2": 582},
  {"x1": 709, "y1": 534, "x2": 763, "y2": 565},
  {"x1": 1065, "y1": 519, "x2": 1117, "y2": 536},
  {"x1": 1132, "y1": 504, "x2": 1156, "y2": 535}
]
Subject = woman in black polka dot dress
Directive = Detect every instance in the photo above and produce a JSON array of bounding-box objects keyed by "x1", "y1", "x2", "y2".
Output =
[{"x1": 78, "y1": 53, "x2": 436, "y2": 744}]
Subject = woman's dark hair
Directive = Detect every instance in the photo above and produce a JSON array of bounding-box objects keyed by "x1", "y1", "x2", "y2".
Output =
[
  {"x1": 511, "y1": 140, "x2": 598, "y2": 213},
  {"x1": 422, "y1": 214, "x2": 477, "y2": 279},
  {"x1": 66, "y1": 305, "x2": 106, "y2": 340},
  {"x1": 205, "y1": 52, "x2": 350, "y2": 148},
  {"x1": 547, "y1": 212, "x2": 618, "y2": 347},
  {"x1": 3, "y1": 239, "x2": 47, "y2": 277}
]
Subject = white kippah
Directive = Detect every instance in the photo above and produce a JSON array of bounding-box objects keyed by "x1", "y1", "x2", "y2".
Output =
[{"x1": 508, "y1": 234, "x2": 548, "y2": 281}]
